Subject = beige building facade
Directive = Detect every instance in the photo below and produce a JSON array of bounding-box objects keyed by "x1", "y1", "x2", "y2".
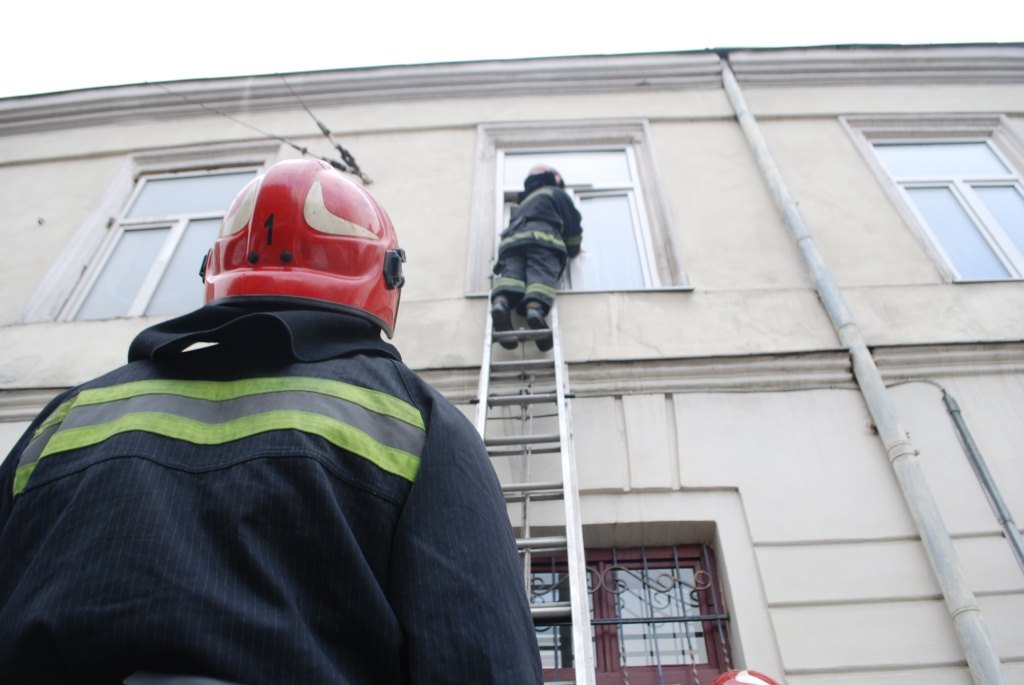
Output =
[{"x1": 1, "y1": 45, "x2": 1022, "y2": 683}]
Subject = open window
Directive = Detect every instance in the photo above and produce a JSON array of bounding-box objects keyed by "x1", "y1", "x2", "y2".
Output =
[
  {"x1": 501, "y1": 149, "x2": 654, "y2": 291},
  {"x1": 468, "y1": 121, "x2": 686, "y2": 295}
]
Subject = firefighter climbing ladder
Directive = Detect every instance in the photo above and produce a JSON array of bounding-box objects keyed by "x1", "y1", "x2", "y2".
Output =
[{"x1": 474, "y1": 305, "x2": 595, "y2": 685}]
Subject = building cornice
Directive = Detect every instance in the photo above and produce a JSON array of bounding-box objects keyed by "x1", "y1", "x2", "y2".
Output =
[
  {"x1": 421, "y1": 341, "x2": 1024, "y2": 404},
  {"x1": 0, "y1": 53, "x2": 721, "y2": 137},
  {"x1": 3, "y1": 342, "x2": 1021, "y2": 419},
  {"x1": 726, "y1": 44, "x2": 1024, "y2": 87},
  {"x1": 1, "y1": 45, "x2": 1021, "y2": 137}
]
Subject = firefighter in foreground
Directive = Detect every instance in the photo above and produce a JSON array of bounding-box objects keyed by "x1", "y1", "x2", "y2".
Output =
[
  {"x1": 0, "y1": 159, "x2": 543, "y2": 684},
  {"x1": 490, "y1": 164, "x2": 582, "y2": 351}
]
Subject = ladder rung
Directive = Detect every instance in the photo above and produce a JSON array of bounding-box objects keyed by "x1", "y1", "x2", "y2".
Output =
[
  {"x1": 503, "y1": 482, "x2": 564, "y2": 502},
  {"x1": 505, "y1": 493, "x2": 564, "y2": 504},
  {"x1": 517, "y1": 535, "x2": 568, "y2": 550},
  {"x1": 490, "y1": 359, "x2": 553, "y2": 372},
  {"x1": 488, "y1": 392, "x2": 558, "y2": 406},
  {"x1": 530, "y1": 602, "x2": 572, "y2": 620},
  {"x1": 492, "y1": 328, "x2": 552, "y2": 342},
  {"x1": 505, "y1": 481, "x2": 569, "y2": 501},
  {"x1": 502, "y1": 481, "x2": 563, "y2": 493},
  {"x1": 485, "y1": 433, "x2": 560, "y2": 447},
  {"x1": 488, "y1": 446, "x2": 562, "y2": 458}
]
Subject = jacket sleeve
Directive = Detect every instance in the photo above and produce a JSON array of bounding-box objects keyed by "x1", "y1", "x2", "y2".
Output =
[
  {"x1": 559, "y1": 193, "x2": 583, "y2": 257},
  {"x1": 386, "y1": 392, "x2": 543, "y2": 684}
]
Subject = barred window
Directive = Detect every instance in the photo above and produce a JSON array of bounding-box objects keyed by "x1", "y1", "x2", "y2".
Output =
[{"x1": 532, "y1": 545, "x2": 731, "y2": 684}]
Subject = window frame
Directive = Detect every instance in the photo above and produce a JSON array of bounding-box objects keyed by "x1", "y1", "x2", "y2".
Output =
[
  {"x1": 564, "y1": 184, "x2": 655, "y2": 291},
  {"x1": 67, "y1": 168, "x2": 260, "y2": 320},
  {"x1": 843, "y1": 114, "x2": 1024, "y2": 283},
  {"x1": 20, "y1": 143, "x2": 284, "y2": 324},
  {"x1": 468, "y1": 120, "x2": 687, "y2": 296}
]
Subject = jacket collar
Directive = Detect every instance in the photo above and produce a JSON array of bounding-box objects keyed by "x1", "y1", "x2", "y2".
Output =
[{"x1": 128, "y1": 303, "x2": 401, "y2": 364}]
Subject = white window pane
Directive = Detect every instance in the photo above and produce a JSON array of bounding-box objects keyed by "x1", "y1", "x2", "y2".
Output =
[
  {"x1": 145, "y1": 219, "x2": 221, "y2": 317},
  {"x1": 906, "y1": 187, "x2": 1009, "y2": 280},
  {"x1": 77, "y1": 228, "x2": 169, "y2": 320},
  {"x1": 504, "y1": 151, "x2": 631, "y2": 190},
  {"x1": 569, "y1": 195, "x2": 645, "y2": 290},
  {"x1": 127, "y1": 171, "x2": 256, "y2": 219},
  {"x1": 974, "y1": 185, "x2": 1024, "y2": 257},
  {"x1": 875, "y1": 143, "x2": 1009, "y2": 178}
]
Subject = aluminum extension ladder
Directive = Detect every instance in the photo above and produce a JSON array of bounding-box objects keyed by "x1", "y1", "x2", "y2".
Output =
[{"x1": 474, "y1": 304, "x2": 594, "y2": 685}]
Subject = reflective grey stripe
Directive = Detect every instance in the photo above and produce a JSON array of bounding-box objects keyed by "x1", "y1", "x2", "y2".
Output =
[
  {"x1": 55, "y1": 391, "x2": 425, "y2": 458},
  {"x1": 17, "y1": 423, "x2": 60, "y2": 470},
  {"x1": 14, "y1": 378, "x2": 427, "y2": 495}
]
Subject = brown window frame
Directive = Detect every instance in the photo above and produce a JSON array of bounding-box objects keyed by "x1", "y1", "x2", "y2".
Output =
[{"x1": 533, "y1": 544, "x2": 731, "y2": 684}]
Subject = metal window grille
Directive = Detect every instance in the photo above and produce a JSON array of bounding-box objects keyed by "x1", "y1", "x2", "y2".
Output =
[{"x1": 531, "y1": 545, "x2": 731, "y2": 684}]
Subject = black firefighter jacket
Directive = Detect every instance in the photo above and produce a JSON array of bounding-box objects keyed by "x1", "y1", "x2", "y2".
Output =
[
  {"x1": 0, "y1": 303, "x2": 542, "y2": 685},
  {"x1": 498, "y1": 184, "x2": 583, "y2": 259}
]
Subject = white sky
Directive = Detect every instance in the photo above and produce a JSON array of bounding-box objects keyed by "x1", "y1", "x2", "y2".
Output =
[{"x1": 5, "y1": 0, "x2": 1020, "y2": 99}]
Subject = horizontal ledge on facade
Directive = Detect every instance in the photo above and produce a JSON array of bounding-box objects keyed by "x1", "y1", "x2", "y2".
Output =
[
  {"x1": 4, "y1": 343, "x2": 1021, "y2": 418},
  {"x1": 754, "y1": 535, "x2": 923, "y2": 549},
  {"x1": 767, "y1": 593, "x2": 945, "y2": 610},
  {"x1": 425, "y1": 342, "x2": 1024, "y2": 404},
  {"x1": 872, "y1": 341, "x2": 1024, "y2": 380},
  {"x1": 783, "y1": 660, "x2": 971, "y2": 677},
  {"x1": 568, "y1": 351, "x2": 855, "y2": 397},
  {"x1": 0, "y1": 387, "x2": 66, "y2": 422},
  {"x1": 754, "y1": 529, "x2": 1014, "y2": 549}
]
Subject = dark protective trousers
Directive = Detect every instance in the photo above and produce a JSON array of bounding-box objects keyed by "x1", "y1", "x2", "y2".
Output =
[{"x1": 491, "y1": 244, "x2": 565, "y2": 314}]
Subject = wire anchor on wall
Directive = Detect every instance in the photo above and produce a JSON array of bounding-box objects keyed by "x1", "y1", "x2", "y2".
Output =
[{"x1": 280, "y1": 77, "x2": 371, "y2": 185}]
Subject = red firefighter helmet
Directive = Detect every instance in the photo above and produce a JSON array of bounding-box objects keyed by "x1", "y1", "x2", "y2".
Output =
[
  {"x1": 709, "y1": 669, "x2": 781, "y2": 685},
  {"x1": 202, "y1": 159, "x2": 406, "y2": 337}
]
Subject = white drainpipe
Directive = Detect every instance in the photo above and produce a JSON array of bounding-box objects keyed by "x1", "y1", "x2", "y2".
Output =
[{"x1": 720, "y1": 59, "x2": 1007, "y2": 685}]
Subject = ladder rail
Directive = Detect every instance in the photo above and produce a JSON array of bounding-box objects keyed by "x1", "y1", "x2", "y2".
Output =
[
  {"x1": 475, "y1": 301, "x2": 594, "y2": 685},
  {"x1": 473, "y1": 302, "x2": 496, "y2": 436},
  {"x1": 550, "y1": 306, "x2": 595, "y2": 685}
]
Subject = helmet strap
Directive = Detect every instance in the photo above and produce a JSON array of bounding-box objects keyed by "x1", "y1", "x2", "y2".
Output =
[{"x1": 384, "y1": 248, "x2": 406, "y2": 289}]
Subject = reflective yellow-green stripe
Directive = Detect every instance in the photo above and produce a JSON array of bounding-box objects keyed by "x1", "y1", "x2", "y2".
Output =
[
  {"x1": 12, "y1": 464, "x2": 33, "y2": 495},
  {"x1": 493, "y1": 276, "x2": 526, "y2": 291},
  {"x1": 74, "y1": 377, "x2": 424, "y2": 430},
  {"x1": 525, "y1": 283, "x2": 558, "y2": 299},
  {"x1": 38, "y1": 409, "x2": 421, "y2": 482},
  {"x1": 498, "y1": 232, "x2": 567, "y2": 255}
]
